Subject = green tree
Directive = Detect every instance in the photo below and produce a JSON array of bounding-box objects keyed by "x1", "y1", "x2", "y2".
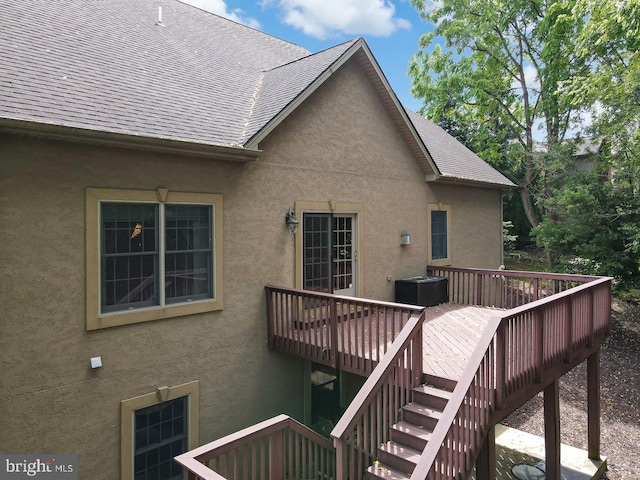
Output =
[
  {"x1": 533, "y1": 0, "x2": 640, "y2": 286},
  {"x1": 533, "y1": 173, "x2": 640, "y2": 285},
  {"x1": 408, "y1": 0, "x2": 588, "y2": 233}
]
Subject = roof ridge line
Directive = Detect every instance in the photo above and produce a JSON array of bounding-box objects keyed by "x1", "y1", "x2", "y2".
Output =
[{"x1": 263, "y1": 38, "x2": 359, "y2": 73}]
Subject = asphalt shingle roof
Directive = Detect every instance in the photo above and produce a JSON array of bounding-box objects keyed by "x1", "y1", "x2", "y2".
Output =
[
  {"x1": 0, "y1": 0, "x2": 310, "y2": 147},
  {"x1": 0, "y1": 0, "x2": 513, "y2": 187},
  {"x1": 406, "y1": 110, "x2": 514, "y2": 187},
  {"x1": 241, "y1": 39, "x2": 358, "y2": 144}
]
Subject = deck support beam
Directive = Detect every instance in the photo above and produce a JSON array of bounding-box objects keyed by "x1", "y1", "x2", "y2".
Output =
[
  {"x1": 544, "y1": 379, "x2": 561, "y2": 480},
  {"x1": 475, "y1": 425, "x2": 496, "y2": 480},
  {"x1": 587, "y1": 351, "x2": 601, "y2": 460}
]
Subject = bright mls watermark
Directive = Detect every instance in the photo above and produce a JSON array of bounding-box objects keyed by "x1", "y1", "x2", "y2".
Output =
[{"x1": 0, "y1": 455, "x2": 77, "y2": 480}]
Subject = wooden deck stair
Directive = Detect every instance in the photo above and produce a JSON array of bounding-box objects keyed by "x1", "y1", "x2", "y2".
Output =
[{"x1": 367, "y1": 382, "x2": 455, "y2": 480}]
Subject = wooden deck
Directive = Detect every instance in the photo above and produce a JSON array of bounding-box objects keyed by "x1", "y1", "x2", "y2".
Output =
[
  {"x1": 274, "y1": 299, "x2": 499, "y2": 382},
  {"x1": 184, "y1": 273, "x2": 611, "y2": 480},
  {"x1": 421, "y1": 303, "x2": 498, "y2": 381}
]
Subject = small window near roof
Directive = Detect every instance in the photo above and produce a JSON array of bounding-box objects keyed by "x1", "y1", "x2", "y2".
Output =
[
  {"x1": 431, "y1": 210, "x2": 448, "y2": 260},
  {"x1": 428, "y1": 204, "x2": 451, "y2": 265}
]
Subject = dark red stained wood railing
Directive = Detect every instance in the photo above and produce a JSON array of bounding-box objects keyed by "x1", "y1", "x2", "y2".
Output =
[
  {"x1": 178, "y1": 269, "x2": 612, "y2": 480},
  {"x1": 330, "y1": 311, "x2": 426, "y2": 480},
  {"x1": 412, "y1": 315, "x2": 500, "y2": 480},
  {"x1": 266, "y1": 285, "x2": 424, "y2": 377},
  {"x1": 409, "y1": 268, "x2": 612, "y2": 480},
  {"x1": 175, "y1": 414, "x2": 335, "y2": 480}
]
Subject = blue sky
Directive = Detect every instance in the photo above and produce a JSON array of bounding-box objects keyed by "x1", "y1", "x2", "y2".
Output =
[{"x1": 181, "y1": 0, "x2": 435, "y2": 113}]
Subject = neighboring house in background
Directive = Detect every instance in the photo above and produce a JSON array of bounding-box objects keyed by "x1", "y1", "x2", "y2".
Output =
[{"x1": 1, "y1": 2, "x2": 609, "y2": 480}]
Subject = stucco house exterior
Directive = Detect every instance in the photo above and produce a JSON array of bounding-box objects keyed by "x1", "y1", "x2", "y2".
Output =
[{"x1": 1, "y1": 2, "x2": 610, "y2": 480}]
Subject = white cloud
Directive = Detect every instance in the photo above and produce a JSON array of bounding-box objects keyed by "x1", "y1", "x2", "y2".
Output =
[
  {"x1": 182, "y1": 0, "x2": 261, "y2": 29},
  {"x1": 267, "y1": 0, "x2": 411, "y2": 40}
]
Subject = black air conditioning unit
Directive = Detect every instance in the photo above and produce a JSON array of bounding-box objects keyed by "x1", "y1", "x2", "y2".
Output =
[{"x1": 395, "y1": 276, "x2": 448, "y2": 307}]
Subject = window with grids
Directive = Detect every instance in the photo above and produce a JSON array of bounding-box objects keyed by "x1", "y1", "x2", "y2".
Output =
[
  {"x1": 431, "y1": 210, "x2": 448, "y2": 260},
  {"x1": 134, "y1": 396, "x2": 187, "y2": 480},
  {"x1": 101, "y1": 203, "x2": 213, "y2": 312}
]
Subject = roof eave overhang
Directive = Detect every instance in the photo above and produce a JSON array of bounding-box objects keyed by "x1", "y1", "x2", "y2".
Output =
[
  {"x1": 0, "y1": 118, "x2": 260, "y2": 162},
  {"x1": 244, "y1": 39, "x2": 441, "y2": 178},
  {"x1": 429, "y1": 174, "x2": 516, "y2": 191}
]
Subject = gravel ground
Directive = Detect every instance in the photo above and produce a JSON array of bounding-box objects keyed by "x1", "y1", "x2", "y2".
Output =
[{"x1": 503, "y1": 300, "x2": 640, "y2": 479}]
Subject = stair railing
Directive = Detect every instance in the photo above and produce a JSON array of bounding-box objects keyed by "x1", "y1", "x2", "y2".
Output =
[
  {"x1": 175, "y1": 414, "x2": 336, "y2": 480},
  {"x1": 330, "y1": 310, "x2": 426, "y2": 480},
  {"x1": 410, "y1": 315, "x2": 501, "y2": 480}
]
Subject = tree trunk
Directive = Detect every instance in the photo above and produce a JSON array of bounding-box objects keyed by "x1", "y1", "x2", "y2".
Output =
[{"x1": 519, "y1": 187, "x2": 540, "y2": 229}]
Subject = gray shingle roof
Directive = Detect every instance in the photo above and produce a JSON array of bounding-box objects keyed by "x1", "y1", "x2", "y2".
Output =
[
  {"x1": 0, "y1": 0, "x2": 309, "y2": 147},
  {"x1": 0, "y1": 0, "x2": 512, "y2": 188},
  {"x1": 406, "y1": 110, "x2": 515, "y2": 187},
  {"x1": 241, "y1": 39, "x2": 358, "y2": 144}
]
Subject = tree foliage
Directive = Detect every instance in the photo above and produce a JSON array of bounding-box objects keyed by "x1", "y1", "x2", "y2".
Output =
[
  {"x1": 410, "y1": 0, "x2": 640, "y2": 285},
  {"x1": 409, "y1": 0, "x2": 589, "y2": 232},
  {"x1": 533, "y1": 173, "x2": 640, "y2": 285},
  {"x1": 534, "y1": 0, "x2": 640, "y2": 285}
]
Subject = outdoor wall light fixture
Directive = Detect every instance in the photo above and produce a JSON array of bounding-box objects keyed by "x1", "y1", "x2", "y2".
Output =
[
  {"x1": 400, "y1": 231, "x2": 412, "y2": 246},
  {"x1": 285, "y1": 207, "x2": 299, "y2": 234}
]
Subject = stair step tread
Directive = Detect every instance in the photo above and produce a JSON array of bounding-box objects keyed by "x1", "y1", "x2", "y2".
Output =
[
  {"x1": 403, "y1": 402, "x2": 443, "y2": 418},
  {"x1": 379, "y1": 441, "x2": 422, "y2": 463},
  {"x1": 391, "y1": 421, "x2": 433, "y2": 440},
  {"x1": 367, "y1": 463, "x2": 411, "y2": 480},
  {"x1": 414, "y1": 384, "x2": 453, "y2": 399}
]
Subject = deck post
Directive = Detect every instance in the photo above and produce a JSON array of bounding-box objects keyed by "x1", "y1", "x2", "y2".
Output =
[
  {"x1": 475, "y1": 424, "x2": 496, "y2": 480},
  {"x1": 534, "y1": 306, "x2": 545, "y2": 383},
  {"x1": 544, "y1": 379, "x2": 561, "y2": 480},
  {"x1": 564, "y1": 296, "x2": 573, "y2": 363},
  {"x1": 266, "y1": 288, "x2": 275, "y2": 350},
  {"x1": 495, "y1": 320, "x2": 506, "y2": 410},
  {"x1": 335, "y1": 440, "x2": 347, "y2": 480},
  {"x1": 330, "y1": 297, "x2": 338, "y2": 368},
  {"x1": 587, "y1": 350, "x2": 601, "y2": 460}
]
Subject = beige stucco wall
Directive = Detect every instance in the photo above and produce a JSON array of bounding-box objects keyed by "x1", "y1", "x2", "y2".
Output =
[{"x1": 0, "y1": 56, "x2": 504, "y2": 479}]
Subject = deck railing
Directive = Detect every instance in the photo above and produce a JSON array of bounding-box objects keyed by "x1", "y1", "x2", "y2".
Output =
[
  {"x1": 429, "y1": 266, "x2": 597, "y2": 308},
  {"x1": 495, "y1": 276, "x2": 611, "y2": 407},
  {"x1": 179, "y1": 269, "x2": 612, "y2": 480},
  {"x1": 408, "y1": 269, "x2": 612, "y2": 480},
  {"x1": 330, "y1": 311, "x2": 426, "y2": 480},
  {"x1": 266, "y1": 285, "x2": 424, "y2": 376},
  {"x1": 175, "y1": 414, "x2": 336, "y2": 480}
]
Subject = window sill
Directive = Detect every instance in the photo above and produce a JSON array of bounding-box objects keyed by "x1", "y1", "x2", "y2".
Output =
[{"x1": 88, "y1": 298, "x2": 223, "y2": 330}]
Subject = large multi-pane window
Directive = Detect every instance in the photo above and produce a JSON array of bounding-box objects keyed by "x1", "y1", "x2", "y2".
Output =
[
  {"x1": 86, "y1": 188, "x2": 223, "y2": 330},
  {"x1": 101, "y1": 203, "x2": 213, "y2": 312}
]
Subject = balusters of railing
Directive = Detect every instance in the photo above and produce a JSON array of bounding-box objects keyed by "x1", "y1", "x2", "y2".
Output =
[{"x1": 176, "y1": 415, "x2": 336, "y2": 480}]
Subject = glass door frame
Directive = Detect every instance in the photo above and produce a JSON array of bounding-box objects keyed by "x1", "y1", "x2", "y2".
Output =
[{"x1": 294, "y1": 201, "x2": 362, "y2": 298}]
